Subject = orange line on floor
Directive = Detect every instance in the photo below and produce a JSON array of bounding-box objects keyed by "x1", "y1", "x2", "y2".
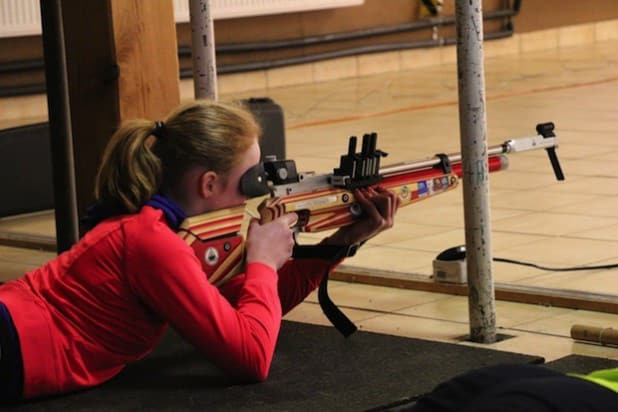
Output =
[{"x1": 287, "y1": 76, "x2": 618, "y2": 130}]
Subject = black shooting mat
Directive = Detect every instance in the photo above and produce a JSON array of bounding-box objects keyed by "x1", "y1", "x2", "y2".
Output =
[
  {"x1": 545, "y1": 353, "x2": 618, "y2": 374},
  {"x1": 10, "y1": 321, "x2": 545, "y2": 412}
]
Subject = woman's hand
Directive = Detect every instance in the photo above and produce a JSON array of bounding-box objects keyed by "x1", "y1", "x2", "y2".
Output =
[
  {"x1": 325, "y1": 186, "x2": 402, "y2": 247},
  {"x1": 245, "y1": 213, "x2": 297, "y2": 271}
]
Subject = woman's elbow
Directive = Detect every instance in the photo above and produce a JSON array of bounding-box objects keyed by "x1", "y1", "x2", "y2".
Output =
[
  {"x1": 235, "y1": 362, "x2": 271, "y2": 383},
  {"x1": 251, "y1": 366, "x2": 270, "y2": 383}
]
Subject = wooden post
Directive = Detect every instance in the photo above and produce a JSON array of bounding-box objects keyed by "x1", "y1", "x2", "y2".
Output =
[
  {"x1": 59, "y1": 0, "x2": 180, "y2": 234},
  {"x1": 40, "y1": 0, "x2": 80, "y2": 252},
  {"x1": 109, "y1": 0, "x2": 181, "y2": 119}
]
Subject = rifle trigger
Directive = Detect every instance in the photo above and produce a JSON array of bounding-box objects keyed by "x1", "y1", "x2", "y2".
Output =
[
  {"x1": 435, "y1": 153, "x2": 452, "y2": 174},
  {"x1": 295, "y1": 209, "x2": 310, "y2": 228}
]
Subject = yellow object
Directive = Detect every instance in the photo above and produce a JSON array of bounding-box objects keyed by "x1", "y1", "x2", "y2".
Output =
[
  {"x1": 419, "y1": 0, "x2": 442, "y2": 17},
  {"x1": 570, "y1": 369, "x2": 618, "y2": 393}
]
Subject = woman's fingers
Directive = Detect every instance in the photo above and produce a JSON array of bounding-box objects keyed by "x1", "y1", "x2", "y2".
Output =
[
  {"x1": 281, "y1": 213, "x2": 299, "y2": 228},
  {"x1": 246, "y1": 214, "x2": 296, "y2": 270},
  {"x1": 374, "y1": 186, "x2": 401, "y2": 226}
]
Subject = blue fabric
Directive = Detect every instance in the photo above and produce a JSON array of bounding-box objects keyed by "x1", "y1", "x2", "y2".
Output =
[
  {"x1": 81, "y1": 202, "x2": 128, "y2": 230},
  {"x1": 145, "y1": 194, "x2": 187, "y2": 230},
  {"x1": 0, "y1": 300, "x2": 23, "y2": 402}
]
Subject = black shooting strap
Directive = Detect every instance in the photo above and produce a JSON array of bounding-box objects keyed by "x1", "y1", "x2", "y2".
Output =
[{"x1": 292, "y1": 243, "x2": 364, "y2": 338}]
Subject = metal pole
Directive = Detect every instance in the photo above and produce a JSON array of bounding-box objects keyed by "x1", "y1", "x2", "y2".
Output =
[
  {"x1": 40, "y1": 0, "x2": 79, "y2": 253},
  {"x1": 189, "y1": 0, "x2": 218, "y2": 100},
  {"x1": 455, "y1": 0, "x2": 497, "y2": 343}
]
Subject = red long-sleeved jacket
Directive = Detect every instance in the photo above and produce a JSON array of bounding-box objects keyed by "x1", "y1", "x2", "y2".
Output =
[{"x1": 0, "y1": 206, "x2": 333, "y2": 399}]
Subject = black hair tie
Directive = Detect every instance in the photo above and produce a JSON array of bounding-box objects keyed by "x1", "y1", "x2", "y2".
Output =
[{"x1": 153, "y1": 121, "x2": 167, "y2": 139}]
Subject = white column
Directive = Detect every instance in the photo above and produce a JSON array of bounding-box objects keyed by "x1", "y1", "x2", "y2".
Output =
[
  {"x1": 455, "y1": 0, "x2": 497, "y2": 343},
  {"x1": 189, "y1": 0, "x2": 218, "y2": 100}
]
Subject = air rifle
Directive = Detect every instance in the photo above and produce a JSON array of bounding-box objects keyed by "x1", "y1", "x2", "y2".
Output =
[{"x1": 177, "y1": 122, "x2": 563, "y2": 334}]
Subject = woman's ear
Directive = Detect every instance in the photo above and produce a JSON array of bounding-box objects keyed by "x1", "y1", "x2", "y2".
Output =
[{"x1": 199, "y1": 170, "x2": 219, "y2": 199}]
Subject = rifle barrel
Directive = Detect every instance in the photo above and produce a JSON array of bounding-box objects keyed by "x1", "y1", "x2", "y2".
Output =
[
  {"x1": 379, "y1": 133, "x2": 558, "y2": 176},
  {"x1": 379, "y1": 143, "x2": 507, "y2": 176}
]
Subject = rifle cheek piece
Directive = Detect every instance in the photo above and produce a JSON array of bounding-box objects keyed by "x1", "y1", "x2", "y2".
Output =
[
  {"x1": 239, "y1": 159, "x2": 302, "y2": 198},
  {"x1": 239, "y1": 162, "x2": 271, "y2": 198},
  {"x1": 264, "y1": 159, "x2": 299, "y2": 185}
]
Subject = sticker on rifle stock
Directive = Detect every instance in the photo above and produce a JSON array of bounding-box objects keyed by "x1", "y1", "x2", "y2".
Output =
[
  {"x1": 205, "y1": 247, "x2": 219, "y2": 266},
  {"x1": 434, "y1": 178, "x2": 440, "y2": 190},
  {"x1": 294, "y1": 195, "x2": 338, "y2": 210},
  {"x1": 417, "y1": 181, "x2": 428, "y2": 196}
]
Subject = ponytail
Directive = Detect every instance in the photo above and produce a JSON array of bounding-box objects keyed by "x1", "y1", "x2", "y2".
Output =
[
  {"x1": 94, "y1": 100, "x2": 260, "y2": 214},
  {"x1": 95, "y1": 120, "x2": 162, "y2": 212}
]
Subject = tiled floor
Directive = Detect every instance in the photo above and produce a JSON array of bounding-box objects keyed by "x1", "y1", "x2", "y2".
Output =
[{"x1": 1, "y1": 38, "x2": 618, "y2": 363}]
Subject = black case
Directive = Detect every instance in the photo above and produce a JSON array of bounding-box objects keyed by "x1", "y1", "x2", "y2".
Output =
[
  {"x1": 0, "y1": 123, "x2": 54, "y2": 218},
  {"x1": 244, "y1": 97, "x2": 286, "y2": 161}
]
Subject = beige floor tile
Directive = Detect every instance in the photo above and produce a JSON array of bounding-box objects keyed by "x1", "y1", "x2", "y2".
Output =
[
  {"x1": 218, "y1": 70, "x2": 268, "y2": 95},
  {"x1": 484, "y1": 35, "x2": 520, "y2": 59},
  {"x1": 357, "y1": 51, "x2": 401, "y2": 76},
  {"x1": 464, "y1": 331, "x2": 611, "y2": 362},
  {"x1": 494, "y1": 237, "x2": 618, "y2": 267},
  {"x1": 0, "y1": 210, "x2": 56, "y2": 237},
  {"x1": 541, "y1": 176, "x2": 618, "y2": 196},
  {"x1": 560, "y1": 158, "x2": 618, "y2": 178},
  {"x1": 399, "y1": 47, "x2": 442, "y2": 70},
  {"x1": 513, "y1": 308, "x2": 618, "y2": 337},
  {"x1": 313, "y1": 56, "x2": 358, "y2": 83},
  {"x1": 0, "y1": 245, "x2": 55, "y2": 265},
  {"x1": 283, "y1": 301, "x2": 379, "y2": 325},
  {"x1": 553, "y1": 142, "x2": 618, "y2": 161},
  {"x1": 395, "y1": 202, "x2": 464, "y2": 228},
  {"x1": 492, "y1": 260, "x2": 552, "y2": 283},
  {"x1": 363, "y1": 222, "x2": 456, "y2": 247},
  {"x1": 555, "y1": 196, "x2": 618, "y2": 218},
  {"x1": 518, "y1": 269, "x2": 618, "y2": 295},
  {"x1": 576, "y1": 223, "x2": 618, "y2": 242},
  {"x1": 440, "y1": 45, "x2": 458, "y2": 65},
  {"x1": 0, "y1": 94, "x2": 48, "y2": 125},
  {"x1": 492, "y1": 211, "x2": 618, "y2": 237},
  {"x1": 342, "y1": 245, "x2": 437, "y2": 275},
  {"x1": 396, "y1": 230, "x2": 552, "y2": 255},
  {"x1": 398, "y1": 296, "x2": 571, "y2": 328},
  {"x1": 558, "y1": 24, "x2": 596, "y2": 48},
  {"x1": 596, "y1": 20, "x2": 618, "y2": 41},
  {"x1": 490, "y1": 190, "x2": 598, "y2": 212},
  {"x1": 489, "y1": 170, "x2": 568, "y2": 191},
  {"x1": 305, "y1": 282, "x2": 453, "y2": 313},
  {"x1": 592, "y1": 150, "x2": 618, "y2": 163},
  {"x1": 266, "y1": 64, "x2": 314, "y2": 89},
  {"x1": 567, "y1": 341, "x2": 618, "y2": 362}
]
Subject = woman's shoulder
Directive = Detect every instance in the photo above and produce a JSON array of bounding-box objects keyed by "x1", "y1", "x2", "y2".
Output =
[
  {"x1": 126, "y1": 205, "x2": 167, "y2": 227},
  {"x1": 123, "y1": 206, "x2": 193, "y2": 256}
]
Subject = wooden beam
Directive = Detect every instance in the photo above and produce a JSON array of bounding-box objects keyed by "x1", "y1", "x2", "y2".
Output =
[
  {"x1": 332, "y1": 267, "x2": 618, "y2": 314},
  {"x1": 60, "y1": 0, "x2": 180, "y2": 230}
]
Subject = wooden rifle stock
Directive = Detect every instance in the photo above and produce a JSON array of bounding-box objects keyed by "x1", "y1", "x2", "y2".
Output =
[{"x1": 178, "y1": 123, "x2": 561, "y2": 286}]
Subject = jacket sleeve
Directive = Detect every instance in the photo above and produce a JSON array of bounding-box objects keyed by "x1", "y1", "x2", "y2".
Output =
[
  {"x1": 276, "y1": 257, "x2": 342, "y2": 315},
  {"x1": 217, "y1": 257, "x2": 342, "y2": 316},
  {"x1": 124, "y1": 222, "x2": 281, "y2": 382}
]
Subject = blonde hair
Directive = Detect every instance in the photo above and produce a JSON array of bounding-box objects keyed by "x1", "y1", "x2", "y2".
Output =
[{"x1": 95, "y1": 100, "x2": 260, "y2": 212}]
